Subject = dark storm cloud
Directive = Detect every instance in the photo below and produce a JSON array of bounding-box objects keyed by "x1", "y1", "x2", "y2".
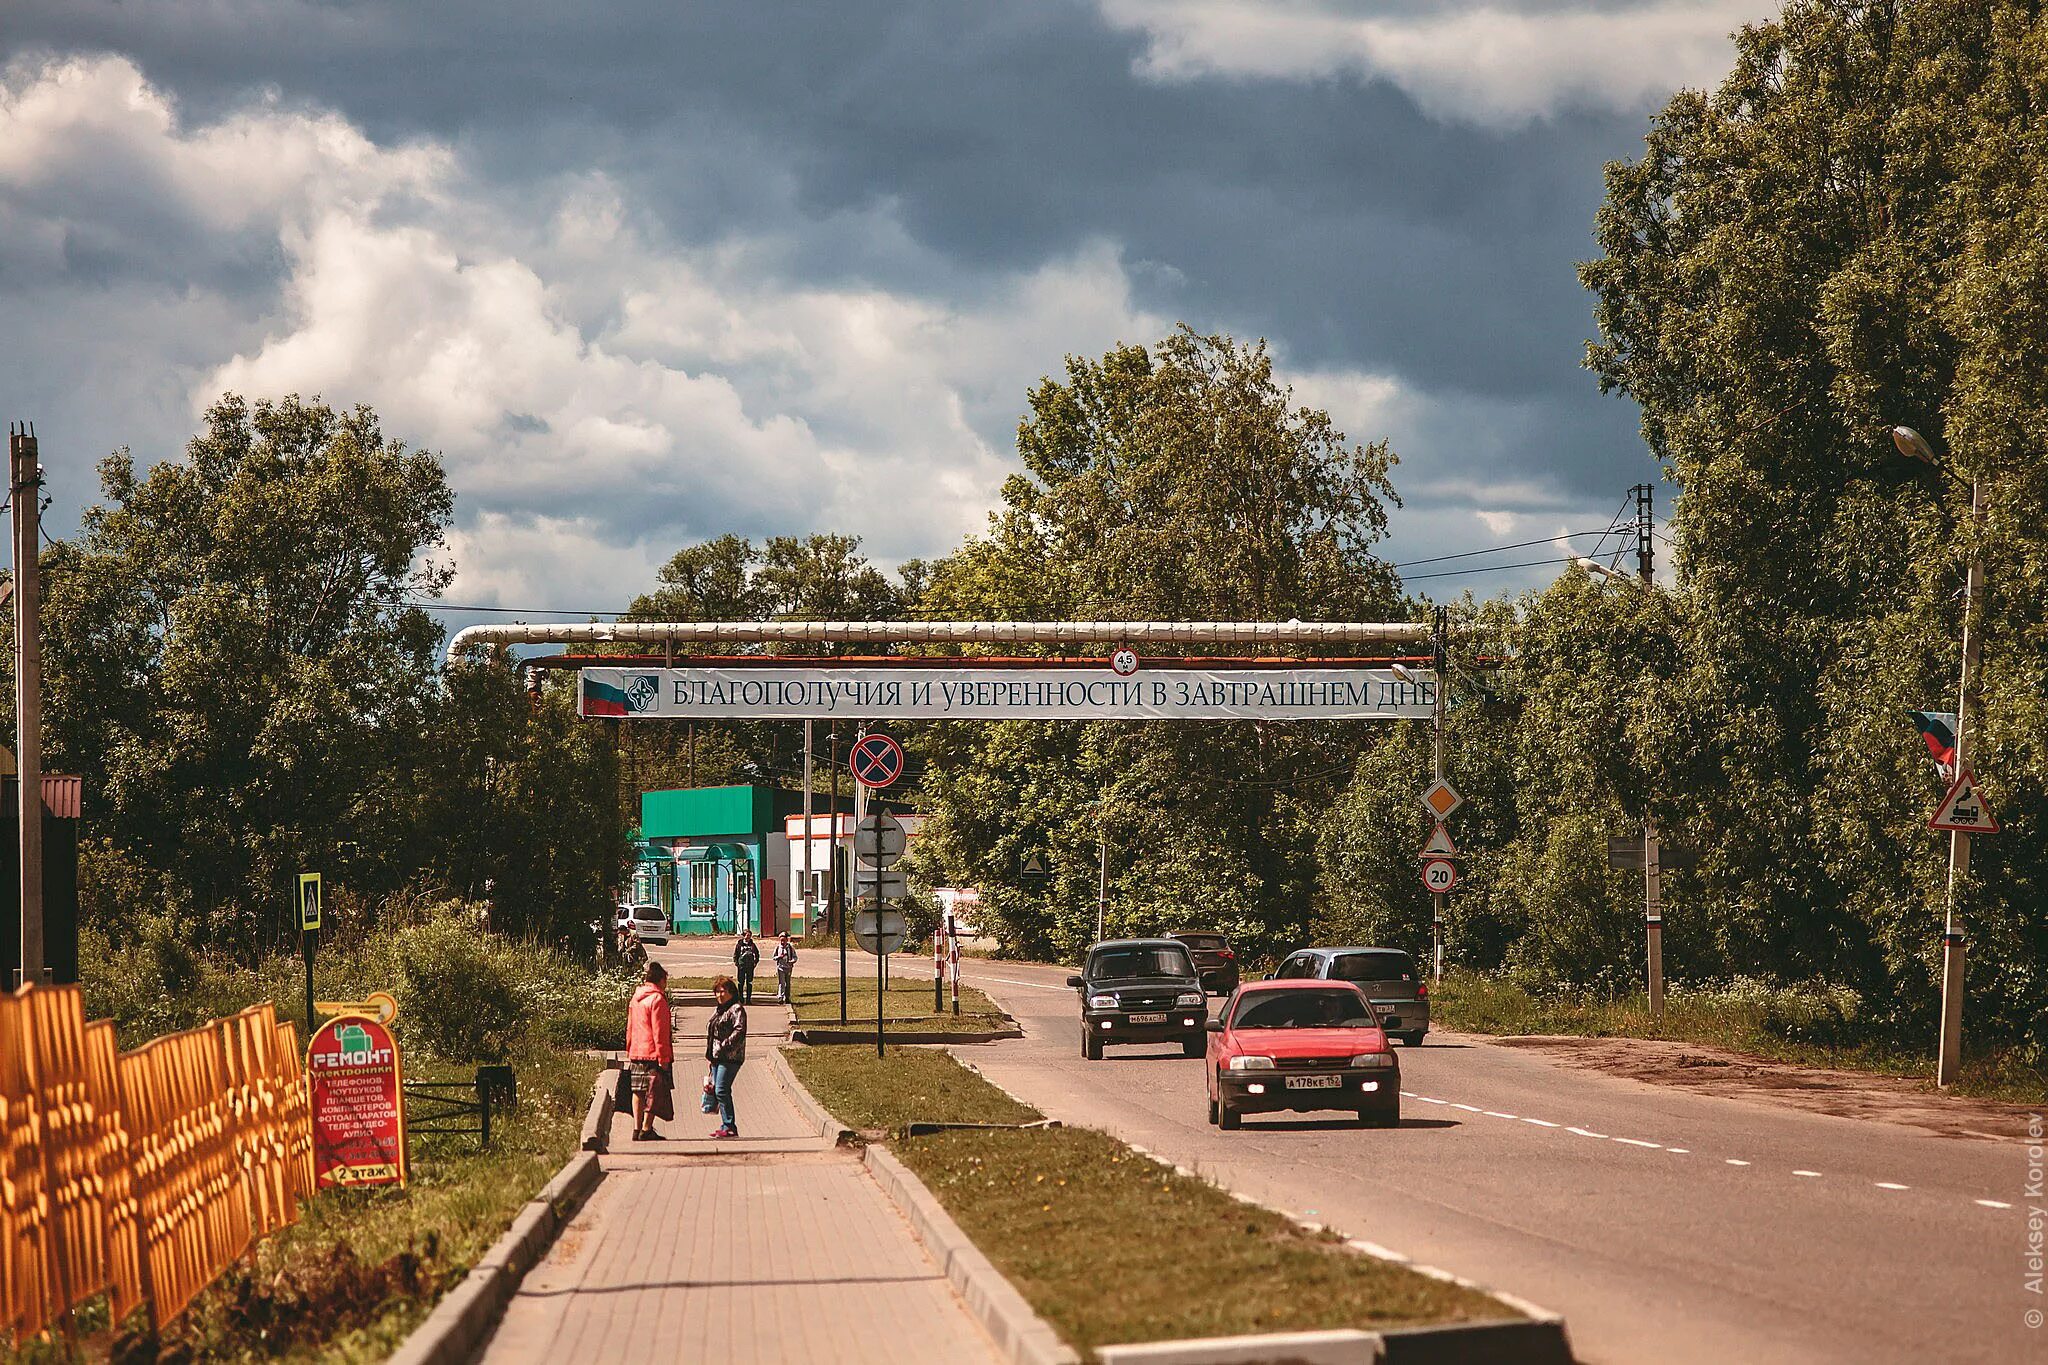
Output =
[{"x1": 2, "y1": 1, "x2": 1653, "y2": 460}]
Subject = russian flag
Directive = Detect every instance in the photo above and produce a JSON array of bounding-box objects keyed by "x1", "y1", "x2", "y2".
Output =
[
  {"x1": 583, "y1": 676, "x2": 631, "y2": 717},
  {"x1": 1907, "y1": 710, "x2": 1958, "y2": 772}
]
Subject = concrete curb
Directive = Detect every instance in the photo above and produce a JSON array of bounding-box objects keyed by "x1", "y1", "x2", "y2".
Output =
[
  {"x1": 792, "y1": 1026, "x2": 1024, "y2": 1046},
  {"x1": 1096, "y1": 1329, "x2": 1376, "y2": 1364},
  {"x1": 863, "y1": 1144, "x2": 1080, "y2": 1365},
  {"x1": 767, "y1": 1047, "x2": 854, "y2": 1144},
  {"x1": 580, "y1": 1067, "x2": 615, "y2": 1152},
  {"x1": 386, "y1": 1151, "x2": 604, "y2": 1365},
  {"x1": 771, "y1": 1046, "x2": 1077, "y2": 1365}
]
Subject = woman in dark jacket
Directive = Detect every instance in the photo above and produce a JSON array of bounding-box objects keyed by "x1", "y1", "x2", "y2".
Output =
[{"x1": 706, "y1": 974, "x2": 748, "y2": 1138}]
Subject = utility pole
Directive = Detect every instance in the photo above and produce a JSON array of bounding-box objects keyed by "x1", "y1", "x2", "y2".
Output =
[
  {"x1": 1634, "y1": 483, "x2": 1665, "y2": 1024},
  {"x1": 1936, "y1": 476, "x2": 1985, "y2": 1088},
  {"x1": 802, "y1": 719, "x2": 813, "y2": 933},
  {"x1": 11, "y1": 424, "x2": 43, "y2": 990},
  {"x1": 827, "y1": 727, "x2": 845, "y2": 1024},
  {"x1": 1429, "y1": 605, "x2": 1446, "y2": 983},
  {"x1": 1096, "y1": 827, "x2": 1107, "y2": 943}
]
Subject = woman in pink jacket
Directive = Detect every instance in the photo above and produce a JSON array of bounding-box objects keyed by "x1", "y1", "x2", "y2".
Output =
[{"x1": 626, "y1": 961, "x2": 674, "y2": 1140}]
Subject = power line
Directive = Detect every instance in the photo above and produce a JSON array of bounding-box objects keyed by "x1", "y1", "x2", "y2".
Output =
[
  {"x1": 1402, "y1": 555, "x2": 1581, "y2": 583},
  {"x1": 1391, "y1": 528, "x2": 1611, "y2": 569}
]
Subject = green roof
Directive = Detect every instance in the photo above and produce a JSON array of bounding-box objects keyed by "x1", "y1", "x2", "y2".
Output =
[{"x1": 639, "y1": 786, "x2": 777, "y2": 840}]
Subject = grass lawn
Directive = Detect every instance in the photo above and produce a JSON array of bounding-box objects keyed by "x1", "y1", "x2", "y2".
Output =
[
  {"x1": 1435, "y1": 971, "x2": 2048, "y2": 1105},
  {"x1": 674, "y1": 971, "x2": 1011, "y2": 1035},
  {"x1": 783, "y1": 1047, "x2": 1507, "y2": 1355},
  {"x1": 34, "y1": 1049, "x2": 602, "y2": 1364}
]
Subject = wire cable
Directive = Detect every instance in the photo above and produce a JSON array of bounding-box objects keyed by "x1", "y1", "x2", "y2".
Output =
[{"x1": 1390, "y1": 528, "x2": 1612, "y2": 569}]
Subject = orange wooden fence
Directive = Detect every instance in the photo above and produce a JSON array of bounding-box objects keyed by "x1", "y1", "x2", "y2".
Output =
[{"x1": 0, "y1": 986, "x2": 316, "y2": 1344}]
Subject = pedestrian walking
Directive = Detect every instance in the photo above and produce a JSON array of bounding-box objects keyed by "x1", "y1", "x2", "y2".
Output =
[
  {"x1": 706, "y1": 974, "x2": 748, "y2": 1138},
  {"x1": 625, "y1": 961, "x2": 673, "y2": 1142},
  {"x1": 733, "y1": 929, "x2": 761, "y2": 1003},
  {"x1": 772, "y1": 931, "x2": 797, "y2": 1003}
]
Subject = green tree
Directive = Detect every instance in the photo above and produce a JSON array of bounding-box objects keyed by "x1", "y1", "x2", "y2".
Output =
[
  {"x1": 915, "y1": 328, "x2": 1404, "y2": 959},
  {"x1": 1576, "y1": 0, "x2": 2048, "y2": 1044},
  {"x1": 34, "y1": 394, "x2": 452, "y2": 952}
]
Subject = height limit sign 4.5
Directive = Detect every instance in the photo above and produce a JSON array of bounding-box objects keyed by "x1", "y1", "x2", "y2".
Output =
[{"x1": 849, "y1": 732, "x2": 905, "y2": 789}]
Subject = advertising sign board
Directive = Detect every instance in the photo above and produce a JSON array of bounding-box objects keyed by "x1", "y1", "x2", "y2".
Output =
[{"x1": 308, "y1": 1014, "x2": 408, "y2": 1189}]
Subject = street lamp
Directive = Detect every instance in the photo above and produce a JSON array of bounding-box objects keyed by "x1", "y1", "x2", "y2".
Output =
[
  {"x1": 1572, "y1": 556, "x2": 1628, "y2": 583},
  {"x1": 1893, "y1": 423, "x2": 1984, "y2": 1089}
]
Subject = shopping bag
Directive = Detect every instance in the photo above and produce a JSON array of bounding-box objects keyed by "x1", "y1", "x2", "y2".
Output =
[
  {"x1": 652, "y1": 1065, "x2": 676, "y2": 1122},
  {"x1": 700, "y1": 1071, "x2": 718, "y2": 1114}
]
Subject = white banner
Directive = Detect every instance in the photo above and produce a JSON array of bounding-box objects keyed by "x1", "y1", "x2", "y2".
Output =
[{"x1": 579, "y1": 666, "x2": 1433, "y2": 721}]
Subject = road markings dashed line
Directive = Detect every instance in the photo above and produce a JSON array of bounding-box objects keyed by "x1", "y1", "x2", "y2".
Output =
[
  {"x1": 1568, "y1": 1126, "x2": 1608, "y2": 1139},
  {"x1": 1521, "y1": 1117, "x2": 1560, "y2": 1127},
  {"x1": 1450, "y1": 1102, "x2": 1483, "y2": 1112},
  {"x1": 1977, "y1": 1199, "x2": 2013, "y2": 1209},
  {"x1": 1482, "y1": 1111, "x2": 1518, "y2": 1119},
  {"x1": 1666, "y1": 1148, "x2": 1689, "y2": 1154},
  {"x1": 1792, "y1": 1170, "x2": 1822, "y2": 1178},
  {"x1": 1725, "y1": 1159, "x2": 1750, "y2": 1166},
  {"x1": 1613, "y1": 1137, "x2": 1662, "y2": 1149},
  {"x1": 1874, "y1": 1182, "x2": 1909, "y2": 1191}
]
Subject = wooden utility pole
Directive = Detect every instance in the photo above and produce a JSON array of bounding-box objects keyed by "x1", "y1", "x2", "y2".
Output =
[{"x1": 11, "y1": 423, "x2": 43, "y2": 989}]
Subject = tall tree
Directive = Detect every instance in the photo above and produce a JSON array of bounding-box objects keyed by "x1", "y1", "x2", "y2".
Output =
[
  {"x1": 1574, "y1": 0, "x2": 2048, "y2": 1041},
  {"x1": 33, "y1": 395, "x2": 452, "y2": 951},
  {"x1": 915, "y1": 328, "x2": 1404, "y2": 959}
]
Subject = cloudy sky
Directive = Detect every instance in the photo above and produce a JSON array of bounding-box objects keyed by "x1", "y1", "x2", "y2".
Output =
[{"x1": 0, "y1": 1, "x2": 1771, "y2": 617}]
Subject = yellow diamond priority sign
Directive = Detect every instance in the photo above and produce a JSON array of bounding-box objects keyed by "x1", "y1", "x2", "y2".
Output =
[{"x1": 1418, "y1": 779, "x2": 1462, "y2": 820}]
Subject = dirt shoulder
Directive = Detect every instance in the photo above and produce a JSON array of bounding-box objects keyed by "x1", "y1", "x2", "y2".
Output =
[{"x1": 1481, "y1": 1032, "x2": 2041, "y2": 1141}]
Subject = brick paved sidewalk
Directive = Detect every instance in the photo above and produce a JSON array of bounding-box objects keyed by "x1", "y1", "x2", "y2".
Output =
[{"x1": 475, "y1": 1002, "x2": 1000, "y2": 1365}]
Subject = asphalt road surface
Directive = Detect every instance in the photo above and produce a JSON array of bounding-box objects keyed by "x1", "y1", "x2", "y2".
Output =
[{"x1": 657, "y1": 939, "x2": 2038, "y2": 1364}]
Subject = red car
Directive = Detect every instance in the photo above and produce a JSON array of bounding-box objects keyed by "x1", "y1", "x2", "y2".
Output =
[{"x1": 1205, "y1": 979, "x2": 1401, "y2": 1130}]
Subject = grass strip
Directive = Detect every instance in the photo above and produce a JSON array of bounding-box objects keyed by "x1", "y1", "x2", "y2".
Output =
[
  {"x1": 1435, "y1": 971, "x2": 2048, "y2": 1105},
  {"x1": 784, "y1": 1047, "x2": 1507, "y2": 1355}
]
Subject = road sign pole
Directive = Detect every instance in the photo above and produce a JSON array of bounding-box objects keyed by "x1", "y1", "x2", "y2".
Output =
[{"x1": 1937, "y1": 477, "x2": 1984, "y2": 1089}]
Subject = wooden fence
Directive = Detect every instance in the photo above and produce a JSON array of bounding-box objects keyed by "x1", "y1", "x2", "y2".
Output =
[{"x1": 0, "y1": 985, "x2": 315, "y2": 1344}]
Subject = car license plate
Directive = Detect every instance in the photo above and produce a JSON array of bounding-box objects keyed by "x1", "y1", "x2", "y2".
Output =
[
  {"x1": 1127, "y1": 1012, "x2": 1168, "y2": 1024},
  {"x1": 1285, "y1": 1075, "x2": 1341, "y2": 1090}
]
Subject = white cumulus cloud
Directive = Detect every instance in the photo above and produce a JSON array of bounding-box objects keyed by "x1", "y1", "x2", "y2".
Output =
[{"x1": 1098, "y1": 0, "x2": 1775, "y2": 126}]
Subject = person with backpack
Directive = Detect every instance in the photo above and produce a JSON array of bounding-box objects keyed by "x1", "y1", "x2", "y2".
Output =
[
  {"x1": 733, "y1": 929, "x2": 761, "y2": 1003},
  {"x1": 772, "y1": 931, "x2": 797, "y2": 1003},
  {"x1": 705, "y1": 974, "x2": 748, "y2": 1138}
]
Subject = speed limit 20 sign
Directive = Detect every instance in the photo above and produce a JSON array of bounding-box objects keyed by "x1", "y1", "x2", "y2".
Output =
[{"x1": 1420, "y1": 858, "x2": 1459, "y2": 894}]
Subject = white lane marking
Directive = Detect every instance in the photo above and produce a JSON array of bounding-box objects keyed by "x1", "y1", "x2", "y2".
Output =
[
  {"x1": 1666, "y1": 1148, "x2": 1689, "y2": 1154},
  {"x1": 1977, "y1": 1199, "x2": 2013, "y2": 1209},
  {"x1": 1400, "y1": 1090, "x2": 1416, "y2": 1098},
  {"x1": 1568, "y1": 1127, "x2": 1608, "y2": 1139},
  {"x1": 1521, "y1": 1117, "x2": 1560, "y2": 1128},
  {"x1": 1482, "y1": 1111, "x2": 1518, "y2": 1120},
  {"x1": 1416, "y1": 1096, "x2": 1448, "y2": 1105},
  {"x1": 1450, "y1": 1102, "x2": 1483, "y2": 1112},
  {"x1": 1874, "y1": 1182, "x2": 1909, "y2": 1191},
  {"x1": 1725, "y1": 1159, "x2": 1751, "y2": 1166},
  {"x1": 1793, "y1": 1170, "x2": 1822, "y2": 1178},
  {"x1": 973, "y1": 974, "x2": 1071, "y2": 992},
  {"x1": 1613, "y1": 1137, "x2": 1663, "y2": 1149}
]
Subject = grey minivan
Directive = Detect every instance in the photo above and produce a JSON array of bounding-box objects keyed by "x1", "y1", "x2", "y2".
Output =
[{"x1": 1270, "y1": 947, "x2": 1429, "y2": 1045}]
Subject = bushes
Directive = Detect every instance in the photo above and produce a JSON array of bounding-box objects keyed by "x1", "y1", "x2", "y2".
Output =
[{"x1": 79, "y1": 897, "x2": 635, "y2": 1060}]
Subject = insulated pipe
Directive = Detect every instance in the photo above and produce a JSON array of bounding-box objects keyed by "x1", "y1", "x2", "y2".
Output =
[{"x1": 445, "y1": 618, "x2": 1432, "y2": 663}]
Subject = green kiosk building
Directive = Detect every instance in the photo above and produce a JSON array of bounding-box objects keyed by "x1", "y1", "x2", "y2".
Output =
[{"x1": 629, "y1": 786, "x2": 805, "y2": 936}]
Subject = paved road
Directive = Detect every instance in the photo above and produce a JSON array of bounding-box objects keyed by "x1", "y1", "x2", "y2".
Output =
[{"x1": 659, "y1": 938, "x2": 2039, "y2": 1365}]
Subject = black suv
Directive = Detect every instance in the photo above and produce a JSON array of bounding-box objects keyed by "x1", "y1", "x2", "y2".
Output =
[
  {"x1": 1067, "y1": 939, "x2": 1209, "y2": 1060},
  {"x1": 1169, "y1": 930, "x2": 1241, "y2": 995}
]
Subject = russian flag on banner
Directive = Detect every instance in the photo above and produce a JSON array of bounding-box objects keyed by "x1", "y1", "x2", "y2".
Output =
[
  {"x1": 1907, "y1": 710, "x2": 1958, "y2": 775},
  {"x1": 582, "y1": 676, "x2": 631, "y2": 717}
]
